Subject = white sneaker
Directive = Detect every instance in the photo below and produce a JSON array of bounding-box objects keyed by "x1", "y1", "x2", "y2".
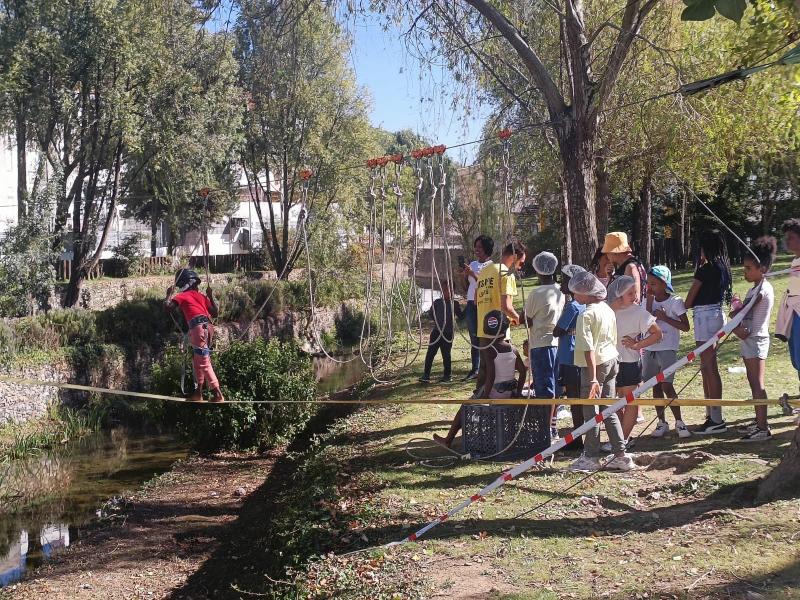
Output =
[
  {"x1": 600, "y1": 439, "x2": 632, "y2": 452},
  {"x1": 740, "y1": 428, "x2": 772, "y2": 442},
  {"x1": 569, "y1": 454, "x2": 601, "y2": 472},
  {"x1": 604, "y1": 454, "x2": 635, "y2": 471},
  {"x1": 651, "y1": 420, "x2": 670, "y2": 438},
  {"x1": 556, "y1": 405, "x2": 571, "y2": 420},
  {"x1": 600, "y1": 441, "x2": 612, "y2": 453},
  {"x1": 675, "y1": 420, "x2": 691, "y2": 438}
]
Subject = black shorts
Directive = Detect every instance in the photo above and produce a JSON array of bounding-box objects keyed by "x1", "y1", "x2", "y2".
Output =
[
  {"x1": 616, "y1": 361, "x2": 642, "y2": 388},
  {"x1": 558, "y1": 364, "x2": 580, "y2": 389}
]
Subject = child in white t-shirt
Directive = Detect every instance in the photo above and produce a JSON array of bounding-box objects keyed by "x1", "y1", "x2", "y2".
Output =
[
  {"x1": 644, "y1": 266, "x2": 691, "y2": 439},
  {"x1": 607, "y1": 275, "x2": 662, "y2": 448},
  {"x1": 732, "y1": 237, "x2": 777, "y2": 442}
]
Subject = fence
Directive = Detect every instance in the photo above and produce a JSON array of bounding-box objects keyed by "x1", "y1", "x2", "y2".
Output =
[{"x1": 55, "y1": 253, "x2": 266, "y2": 281}]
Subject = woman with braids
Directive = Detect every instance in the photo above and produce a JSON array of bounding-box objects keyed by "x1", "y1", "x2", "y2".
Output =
[{"x1": 685, "y1": 229, "x2": 733, "y2": 434}]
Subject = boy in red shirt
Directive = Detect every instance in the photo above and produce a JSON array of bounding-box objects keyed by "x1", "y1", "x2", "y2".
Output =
[{"x1": 165, "y1": 269, "x2": 224, "y2": 403}]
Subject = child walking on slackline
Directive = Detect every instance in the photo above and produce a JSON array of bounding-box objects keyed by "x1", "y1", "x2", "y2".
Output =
[
  {"x1": 605, "y1": 275, "x2": 662, "y2": 450},
  {"x1": 644, "y1": 266, "x2": 692, "y2": 439},
  {"x1": 685, "y1": 229, "x2": 733, "y2": 434},
  {"x1": 568, "y1": 271, "x2": 634, "y2": 472},
  {"x1": 553, "y1": 264, "x2": 587, "y2": 450},
  {"x1": 165, "y1": 269, "x2": 224, "y2": 403},
  {"x1": 777, "y1": 219, "x2": 800, "y2": 403},
  {"x1": 732, "y1": 237, "x2": 777, "y2": 442}
]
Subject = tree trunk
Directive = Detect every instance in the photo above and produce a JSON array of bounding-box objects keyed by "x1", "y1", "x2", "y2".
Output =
[
  {"x1": 560, "y1": 176, "x2": 572, "y2": 264},
  {"x1": 595, "y1": 153, "x2": 611, "y2": 242},
  {"x1": 150, "y1": 195, "x2": 159, "y2": 257},
  {"x1": 15, "y1": 103, "x2": 28, "y2": 221},
  {"x1": 556, "y1": 120, "x2": 598, "y2": 267},
  {"x1": 638, "y1": 177, "x2": 653, "y2": 266},
  {"x1": 757, "y1": 424, "x2": 800, "y2": 502},
  {"x1": 676, "y1": 189, "x2": 687, "y2": 268}
]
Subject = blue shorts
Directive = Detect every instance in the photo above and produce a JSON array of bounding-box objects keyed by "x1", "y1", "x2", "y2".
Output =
[
  {"x1": 530, "y1": 346, "x2": 557, "y2": 399},
  {"x1": 790, "y1": 312, "x2": 800, "y2": 372}
]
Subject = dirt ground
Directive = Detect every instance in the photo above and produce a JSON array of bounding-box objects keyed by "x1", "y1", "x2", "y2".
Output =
[{"x1": 4, "y1": 451, "x2": 283, "y2": 600}]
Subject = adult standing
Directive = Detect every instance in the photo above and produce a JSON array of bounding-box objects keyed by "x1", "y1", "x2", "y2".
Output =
[
  {"x1": 419, "y1": 286, "x2": 463, "y2": 384},
  {"x1": 461, "y1": 235, "x2": 494, "y2": 380},
  {"x1": 602, "y1": 232, "x2": 648, "y2": 304}
]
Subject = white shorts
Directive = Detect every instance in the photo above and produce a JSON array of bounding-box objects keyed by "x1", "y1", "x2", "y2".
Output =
[
  {"x1": 693, "y1": 304, "x2": 726, "y2": 342},
  {"x1": 741, "y1": 335, "x2": 769, "y2": 360},
  {"x1": 642, "y1": 349, "x2": 678, "y2": 384}
]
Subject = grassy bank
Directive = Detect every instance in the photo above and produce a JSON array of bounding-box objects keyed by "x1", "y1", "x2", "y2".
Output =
[{"x1": 249, "y1": 257, "x2": 800, "y2": 598}]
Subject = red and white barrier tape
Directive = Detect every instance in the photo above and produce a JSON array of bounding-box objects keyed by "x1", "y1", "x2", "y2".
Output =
[{"x1": 391, "y1": 269, "x2": 790, "y2": 545}]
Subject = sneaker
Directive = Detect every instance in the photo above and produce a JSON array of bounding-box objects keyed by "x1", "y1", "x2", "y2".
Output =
[
  {"x1": 569, "y1": 454, "x2": 601, "y2": 472},
  {"x1": 636, "y1": 413, "x2": 645, "y2": 424},
  {"x1": 462, "y1": 371, "x2": 478, "y2": 381},
  {"x1": 695, "y1": 418, "x2": 727, "y2": 435},
  {"x1": 740, "y1": 428, "x2": 772, "y2": 442},
  {"x1": 600, "y1": 439, "x2": 634, "y2": 453},
  {"x1": 651, "y1": 420, "x2": 670, "y2": 438},
  {"x1": 550, "y1": 426, "x2": 560, "y2": 440},
  {"x1": 737, "y1": 422, "x2": 759, "y2": 434},
  {"x1": 418, "y1": 376, "x2": 431, "y2": 384},
  {"x1": 604, "y1": 454, "x2": 635, "y2": 471},
  {"x1": 675, "y1": 420, "x2": 692, "y2": 438},
  {"x1": 438, "y1": 376, "x2": 452, "y2": 384},
  {"x1": 556, "y1": 405, "x2": 572, "y2": 420}
]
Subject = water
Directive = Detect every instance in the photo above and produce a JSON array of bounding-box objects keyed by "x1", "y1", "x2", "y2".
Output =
[
  {"x1": 0, "y1": 357, "x2": 361, "y2": 587},
  {"x1": 0, "y1": 430, "x2": 187, "y2": 587}
]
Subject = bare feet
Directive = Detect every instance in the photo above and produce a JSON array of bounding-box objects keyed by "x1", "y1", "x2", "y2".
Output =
[
  {"x1": 433, "y1": 434, "x2": 451, "y2": 449},
  {"x1": 187, "y1": 390, "x2": 205, "y2": 403}
]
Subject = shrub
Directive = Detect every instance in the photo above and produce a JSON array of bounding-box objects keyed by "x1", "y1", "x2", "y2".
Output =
[
  {"x1": 151, "y1": 339, "x2": 317, "y2": 453},
  {"x1": 95, "y1": 297, "x2": 174, "y2": 348},
  {"x1": 109, "y1": 233, "x2": 147, "y2": 277},
  {"x1": 334, "y1": 304, "x2": 368, "y2": 347}
]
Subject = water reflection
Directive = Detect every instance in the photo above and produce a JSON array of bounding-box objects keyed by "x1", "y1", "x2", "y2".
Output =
[
  {"x1": 0, "y1": 430, "x2": 187, "y2": 587},
  {"x1": 313, "y1": 353, "x2": 367, "y2": 395}
]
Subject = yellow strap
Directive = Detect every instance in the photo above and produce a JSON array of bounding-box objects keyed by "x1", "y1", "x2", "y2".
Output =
[{"x1": 0, "y1": 374, "x2": 798, "y2": 407}]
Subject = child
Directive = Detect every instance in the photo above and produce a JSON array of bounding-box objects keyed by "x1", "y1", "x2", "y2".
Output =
[
  {"x1": 420, "y1": 286, "x2": 463, "y2": 383},
  {"x1": 776, "y1": 219, "x2": 800, "y2": 396},
  {"x1": 732, "y1": 237, "x2": 777, "y2": 442},
  {"x1": 553, "y1": 264, "x2": 586, "y2": 450},
  {"x1": 433, "y1": 322, "x2": 527, "y2": 449},
  {"x1": 524, "y1": 251, "x2": 564, "y2": 439},
  {"x1": 644, "y1": 266, "x2": 692, "y2": 438},
  {"x1": 568, "y1": 271, "x2": 634, "y2": 472},
  {"x1": 685, "y1": 229, "x2": 733, "y2": 434},
  {"x1": 606, "y1": 276, "x2": 662, "y2": 447},
  {"x1": 165, "y1": 269, "x2": 224, "y2": 403}
]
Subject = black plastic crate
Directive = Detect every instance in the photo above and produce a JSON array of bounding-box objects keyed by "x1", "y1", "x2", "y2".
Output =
[{"x1": 462, "y1": 403, "x2": 551, "y2": 459}]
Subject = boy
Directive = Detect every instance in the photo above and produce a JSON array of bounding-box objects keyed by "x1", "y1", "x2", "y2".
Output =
[
  {"x1": 420, "y1": 286, "x2": 463, "y2": 383},
  {"x1": 553, "y1": 264, "x2": 586, "y2": 450},
  {"x1": 733, "y1": 237, "x2": 777, "y2": 441},
  {"x1": 777, "y1": 219, "x2": 800, "y2": 394},
  {"x1": 165, "y1": 269, "x2": 224, "y2": 403},
  {"x1": 568, "y1": 271, "x2": 633, "y2": 472},
  {"x1": 644, "y1": 266, "x2": 692, "y2": 439},
  {"x1": 524, "y1": 251, "x2": 564, "y2": 438}
]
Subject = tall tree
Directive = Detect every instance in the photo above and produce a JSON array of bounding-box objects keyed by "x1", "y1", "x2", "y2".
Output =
[{"x1": 237, "y1": 0, "x2": 372, "y2": 279}]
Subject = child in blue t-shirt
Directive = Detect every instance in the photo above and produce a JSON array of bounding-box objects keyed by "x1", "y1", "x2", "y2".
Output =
[{"x1": 553, "y1": 264, "x2": 586, "y2": 449}]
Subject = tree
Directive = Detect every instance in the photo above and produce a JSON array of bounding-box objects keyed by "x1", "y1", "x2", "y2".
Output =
[{"x1": 237, "y1": 0, "x2": 372, "y2": 279}]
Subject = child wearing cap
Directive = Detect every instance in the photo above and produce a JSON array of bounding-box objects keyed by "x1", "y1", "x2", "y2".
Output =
[
  {"x1": 568, "y1": 271, "x2": 633, "y2": 472},
  {"x1": 645, "y1": 266, "x2": 691, "y2": 439},
  {"x1": 732, "y1": 237, "x2": 777, "y2": 442},
  {"x1": 524, "y1": 251, "x2": 564, "y2": 440}
]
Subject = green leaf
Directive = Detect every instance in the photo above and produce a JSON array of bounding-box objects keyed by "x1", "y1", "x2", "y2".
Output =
[
  {"x1": 715, "y1": 0, "x2": 747, "y2": 23},
  {"x1": 681, "y1": 0, "x2": 717, "y2": 20}
]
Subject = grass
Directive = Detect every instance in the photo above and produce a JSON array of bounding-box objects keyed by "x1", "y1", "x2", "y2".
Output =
[{"x1": 252, "y1": 255, "x2": 800, "y2": 599}]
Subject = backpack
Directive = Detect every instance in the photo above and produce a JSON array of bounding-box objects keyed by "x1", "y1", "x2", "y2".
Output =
[{"x1": 613, "y1": 257, "x2": 648, "y2": 300}]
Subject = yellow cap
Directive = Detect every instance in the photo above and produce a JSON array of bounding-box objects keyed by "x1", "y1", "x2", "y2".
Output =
[{"x1": 601, "y1": 232, "x2": 632, "y2": 254}]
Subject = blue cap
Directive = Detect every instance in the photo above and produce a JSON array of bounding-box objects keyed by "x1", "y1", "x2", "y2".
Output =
[{"x1": 649, "y1": 265, "x2": 673, "y2": 292}]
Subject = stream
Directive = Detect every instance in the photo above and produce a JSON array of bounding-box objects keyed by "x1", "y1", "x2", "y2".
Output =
[{"x1": 0, "y1": 355, "x2": 366, "y2": 588}]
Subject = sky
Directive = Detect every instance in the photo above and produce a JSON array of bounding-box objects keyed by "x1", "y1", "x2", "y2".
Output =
[{"x1": 346, "y1": 13, "x2": 491, "y2": 166}]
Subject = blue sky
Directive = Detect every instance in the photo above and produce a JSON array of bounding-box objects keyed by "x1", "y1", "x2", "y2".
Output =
[{"x1": 346, "y1": 13, "x2": 490, "y2": 165}]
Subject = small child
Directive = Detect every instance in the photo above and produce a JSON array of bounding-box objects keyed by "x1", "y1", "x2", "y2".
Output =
[
  {"x1": 732, "y1": 237, "x2": 777, "y2": 442},
  {"x1": 644, "y1": 266, "x2": 691, "y2": 439},
  {"x1": 568, "y1": 271, "x2": 633, "y2": 472},
  {"x1": 606, "y1": 275, "x2": 662, "y2": 447},
  {"x1": 165, "y1": 269, "x2": 224, "y2": 403},
  {"x1": 553, "y1": 264, "x2": 586, "y2": 450},
  {"x1": 524, "y1": 251, "x2": 564, "y2": 439}
]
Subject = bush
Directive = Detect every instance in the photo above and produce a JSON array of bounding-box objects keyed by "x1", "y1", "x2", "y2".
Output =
[
  {"x1": 95, "y1": 297, "x2": 174, "y2": 348},
  {"x1": 151, "y1": 339, "x2": 317, "y2": 453},
  {"x1": 334, "y1": 304, "x2": 368, "y2": 347},
  {"x1": 109, "y1": 233, "x2": 147, "y2": 277}
]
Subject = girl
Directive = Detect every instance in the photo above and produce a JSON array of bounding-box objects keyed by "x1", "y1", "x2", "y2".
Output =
[
  {"x1": 165, "y1": 269, "x2": 224, "y2": 403},
  {"x1": 589, "y1": 247, "x2": 614, "y2": 288},
  {"x1": 433, "y1": 322, "x2": 527, "y2": 448},
  {"x1": 606, "y1": 276, "x2": 662, "y2": 448},
  {"x1": 568, "y1": 271, "x2": 633, "y2": 472},
  {"x1": 732, "y1": 237, "x2": 776, "y2": 442},
  {"x1": 685, "y1": 229, "x2": 733, "y2": 434}
]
